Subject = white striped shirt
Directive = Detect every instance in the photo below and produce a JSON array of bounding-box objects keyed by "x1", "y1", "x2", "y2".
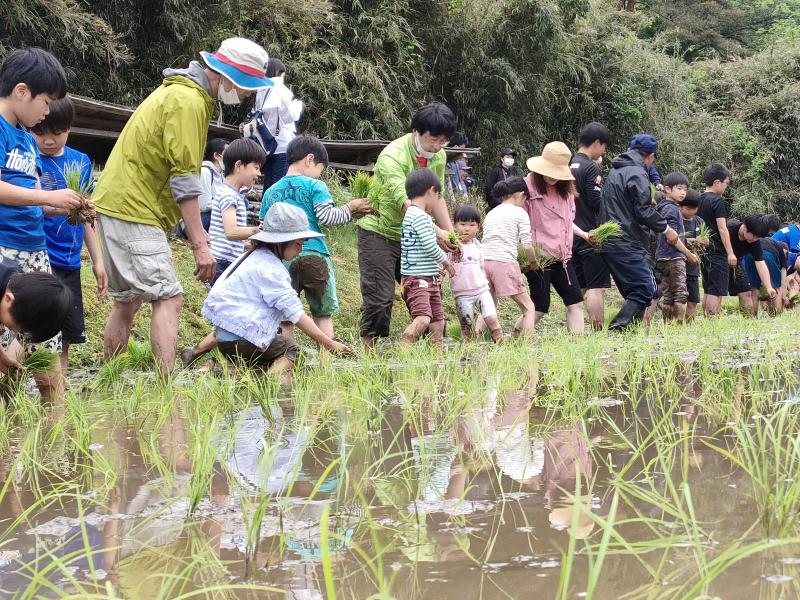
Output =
[
  {"x1": 209, "y1": 181, "x2": 248, "y2": 263},
  {"x1": 401, "y1": 205, "x2": 447, "y2": 276},
  {"x1": 480, "y1": 202, "x2": 532, "y2": 263}
]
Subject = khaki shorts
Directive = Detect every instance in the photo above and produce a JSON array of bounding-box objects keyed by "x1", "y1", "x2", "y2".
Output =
[
  {"x1": 656, "y1": 258, "x2": 688, "y2": 305},
  {"x1": 97, "y1": 214, "x2": 183, "y2": 303}
]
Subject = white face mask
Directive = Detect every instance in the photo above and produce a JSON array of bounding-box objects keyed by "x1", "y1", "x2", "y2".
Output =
[
  {"x1": 502, "y1": 157, "x2": 515, "y2": 168},
  {"x1": 414, "y1": 133, "x2": 437, "y2": 160},
  {"x1": 217, "y1": 78, "x2": 242, "y2": 105}
]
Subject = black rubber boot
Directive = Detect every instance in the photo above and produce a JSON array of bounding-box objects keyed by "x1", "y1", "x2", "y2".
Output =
[{"x1": 608, "y1": 300, "x2": 647, "y2": 331}]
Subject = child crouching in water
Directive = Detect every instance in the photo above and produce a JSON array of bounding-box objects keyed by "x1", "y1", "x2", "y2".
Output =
[
  {"x1": 479, "y1": 177, "x2": 536, "y2": 339},
  {"x1": 400, "y1": 168, "x2": 455, "y2": 348},
  {"x1": 449, "y1": 205, "x2": 503, "y2": 342},
  {"x1": 199, "y1": 203, "x2": 351, "y2": 376}
]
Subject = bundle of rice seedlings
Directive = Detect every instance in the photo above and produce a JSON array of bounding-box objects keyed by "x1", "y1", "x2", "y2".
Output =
[
  {"x1": 448, "y1": 230, "x2": 460, "y2": 245},
  {"x1": 517, "y1": 244, "x2": 556, "y2": 270},
  {"x1": 591, "y1": 221, "x2": 623, "y2": 246},
  {"x1": 62, "y1": 161, "x2": 96, "y2": 225},
  {"x1": 23, "y1": 349, "x2": 57, "y2": 374},
  {"x1": 366, "y1": 177, "x2": 383, "y2": 213},
  {"x1": 348, "y1": 172, "x2": 371, "y2": 199}
]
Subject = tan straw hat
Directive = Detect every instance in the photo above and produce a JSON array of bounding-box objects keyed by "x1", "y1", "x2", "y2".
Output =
[{"x1": 526, "y1": 141, "x2": 575, "y2": 181}]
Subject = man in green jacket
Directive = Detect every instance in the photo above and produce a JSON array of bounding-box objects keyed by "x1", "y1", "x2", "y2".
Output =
[
  {"x1": 93, "y1": 37, "x2": 272, "y2": 373},
  {"x1": 357, "y1": 102, "x2": 458, "y2": 347}
]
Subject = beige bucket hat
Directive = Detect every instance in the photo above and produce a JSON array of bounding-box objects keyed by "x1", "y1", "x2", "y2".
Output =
[{"x1": 526, "y1": 141, "x2": 575, "y2": 181}]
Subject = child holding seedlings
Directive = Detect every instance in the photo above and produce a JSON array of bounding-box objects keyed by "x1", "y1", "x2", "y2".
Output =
[
  {"x1": 30, "y1": 96, "x2": 108, "y2": 370},
  {"x1": 199, "y1": 138, "x2": 228, "y2": 232},
  {"x1": 654, "y1": 172, "x2": 700, "y2": 322},
  {"x1": 260, "y1": 135, "x2": 372, "y2": 339},
  {"x1": 742, "y1": 237, "x2": 788, "y2": 316},
  {"x1": 399, "y1": 168, "x2": 455, "y2": 347},
  {"x1": 200, "y1": 203, "x2": 351, "y2": 375},
  {"x1": 679, "y1": 190, "x2": 706, "y2": 320},
  {"x1": 0, "y1": 48, "x2": 84, "y2": 400},
  {"x1": 479, "y1": 177, "x2": 536, "y2": 339},
  {"x1": 448, "y1": 205, "x2": 503, "y2": 342},
  {"x1": 724, "y1": 215, "x2": 777, "y2": 315},
  {"x1": 209, "y1": 138, "x2": 265, "y2": 284},
  {"x1": 523, "y1": 141, "x2": 588, "y2": 334}
]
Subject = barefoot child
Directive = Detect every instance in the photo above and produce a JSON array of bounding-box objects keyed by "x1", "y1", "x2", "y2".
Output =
[
  {"x1": 30, "y1": 96, "x2": 108, "y2": 370},
  {"x1": 655, "y1": 172, "x2": 699, "y2": 322},
  {"x1": 449, "y1": 205, "x2": 502, "y2": 342},
  {"x1": 399, "y1": 168, "x2": 455, "y2": 347},
  {"x1": 479, "y1": 177, "x2": 536, "y2": 338},
  {"x1": 198, "y1": 203, "x2": 351, "y2": 376},
  {"x1": 260, "y1": 135, "x2": 372, "y2": 340},
  {"x1": 209, "y1": 138, "x2": 265, "y2": 283}
]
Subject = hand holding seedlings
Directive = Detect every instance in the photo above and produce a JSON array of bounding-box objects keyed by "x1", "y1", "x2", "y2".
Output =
[
  {"x1": 347, "y1": 197, "x2": 375, "y2": 217},
  {"x1": 588, "y1": 221, "x2": 623, "y2": 247}
]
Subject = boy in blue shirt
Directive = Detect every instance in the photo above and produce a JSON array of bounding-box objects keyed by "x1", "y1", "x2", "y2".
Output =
[
  {"x1": 260, "y1": 135, "x2": 372, "y2": 339},
  {"x1": 0, "y1": 48, "x2": 84, "y2": 400},
  {"x1": 30, "y1": 96, "x2": 108, "y2": 370}
]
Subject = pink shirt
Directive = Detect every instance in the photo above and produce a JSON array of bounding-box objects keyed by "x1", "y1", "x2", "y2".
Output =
[
  {"x1": 523, "y1": 175, "x2": 576, "y2": 264},
  {"x1": 449, "y1": 240, "x2": 489, "y2": 297}
]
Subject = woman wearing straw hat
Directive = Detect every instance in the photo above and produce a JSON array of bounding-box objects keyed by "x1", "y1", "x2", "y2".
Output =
[{"x1": 523, "y1": 142, "x2": 592, "y2": 333}]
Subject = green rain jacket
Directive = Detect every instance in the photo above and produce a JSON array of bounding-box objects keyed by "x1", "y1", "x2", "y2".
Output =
[
  {"x1": 358, "y1": 133, "x2": 447, "y2": 242},
  {"x1": 93, "y1": 62, "x2": 214, "y2": 230}
]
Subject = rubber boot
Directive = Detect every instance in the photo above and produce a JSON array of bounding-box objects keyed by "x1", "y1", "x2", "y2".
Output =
[{"x1": 608, "y1": 300, "x2": 647, "y2": 332}]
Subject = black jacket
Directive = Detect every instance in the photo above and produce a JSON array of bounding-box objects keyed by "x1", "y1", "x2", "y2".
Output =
[
  {"x1": 484, "y1": 165, "x2": 516, "y2": 210},
  {"x1": 598, "y1": 151, "x2": 666, "y2": 254}
]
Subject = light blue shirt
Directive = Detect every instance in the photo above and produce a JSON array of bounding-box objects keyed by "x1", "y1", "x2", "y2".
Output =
[{"x1": 202, "y1": 248, "x2": 304, "y2": 349}]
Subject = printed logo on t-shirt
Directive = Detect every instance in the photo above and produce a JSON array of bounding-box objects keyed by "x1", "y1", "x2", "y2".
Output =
[{"x1": 4, "y1": 146, "x2": 38, "y2": 176}]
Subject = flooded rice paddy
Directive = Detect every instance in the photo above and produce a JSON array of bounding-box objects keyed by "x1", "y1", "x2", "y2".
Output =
[{"x1": 3, "y1": 316, "x2": 800, "y2": 599}]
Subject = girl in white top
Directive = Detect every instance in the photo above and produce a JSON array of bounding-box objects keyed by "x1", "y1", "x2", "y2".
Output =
[{"x1": 479, "y1": 177, "x2": 536, "y2": 339}]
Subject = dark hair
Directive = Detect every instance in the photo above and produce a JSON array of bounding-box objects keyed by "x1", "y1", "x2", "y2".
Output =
[
  {"x1": 703, "y1": 163, "x2": 731, "y2": 187},
  {"x1": 453, "y1": 204, "x2": 481, "y2": 224},
  {"x1": 266, "y1": 57, "x2": 287, "y2": 78},
  {"x1": 222, "y1": 138, "x2": 267, "y2": 175},
  {"x1": 29, "y1": 96, "x2": 74, "y2": 134},
  {"x1": 286, "y1": 134, "x2": 329, "y2": 167},
  {"x1": 578, "y1": 122, "x2": 611, "y2": 148},
  {"x1": 663, "y1": 171, "x2": 689, "y2": 188},
  {"x1": 7, "y1": 272, "x2": 72, "y2": 343},
  {"x1": 531, "y1": 172, "x2": 576, "y2": 199},
  {"x1": 743, "y1": 214, "x2": 770, "y2": 238},
  {"x1": 0, "y1": 48, "x2": 67, "y2": 99},
  {"x1": 204, "y1": 137, "x2": 229, "y2": 162},
  {"x1": 492, "y1": 176, "x2": 529, "y2": 200},
  {"x1": 449, "y1": 131, "x2": 469, "y2": 147},
  {"x1": 405, "y1": 167, "x2": 441, "y2": 199},
  {"x1": 764, "y1": 213, "x2": 782, "y2": 235},
  {"x1": 410, "y1": 102, "x2": 457, "y2": 138},
  {"x1": 680, "y1": 189, "x2": 701, "y2": 208}
]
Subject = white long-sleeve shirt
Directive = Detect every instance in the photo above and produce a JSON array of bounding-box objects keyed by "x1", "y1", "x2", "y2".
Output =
[
  {"x1": 480, "y1": 203, "x2": 532, "y2": 263},
  {"x1": 254, "y1": 76, "x2": 304, "y2": 154}
]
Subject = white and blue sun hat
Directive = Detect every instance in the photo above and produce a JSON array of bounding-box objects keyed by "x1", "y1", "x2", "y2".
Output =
[{"x1": 200, "y1": 38, "x2": 273, "y2": 90}]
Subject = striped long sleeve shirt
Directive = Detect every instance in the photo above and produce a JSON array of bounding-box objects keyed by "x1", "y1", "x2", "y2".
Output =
[
  {"x1": 401, "y1": 205, "x2": 447, "y2": 276},
  {"x1": 480, "y1": 203, "x2": 532, "y2": 263}
]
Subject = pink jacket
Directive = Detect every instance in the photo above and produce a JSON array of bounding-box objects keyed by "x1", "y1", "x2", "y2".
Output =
[{"x1": 523, "y1": 175, "x2": 576, "y2": 265}]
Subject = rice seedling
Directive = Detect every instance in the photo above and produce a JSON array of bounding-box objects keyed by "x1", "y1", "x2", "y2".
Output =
[
  {"x1": 517, "y1": 243, "x2": 556, "y2": 270},
  {"x1": 590, "y1": 220, "x2": 623, "y2": 246},
  {"x1": 62, "y1": 160, "x2": 96, "y2": 225},
  {"x1": 448, "y1": 229, "x2": 460, "y2": 245},
  {"x1": 347, "y1": 171, "x2": 383, "y2": 214}
]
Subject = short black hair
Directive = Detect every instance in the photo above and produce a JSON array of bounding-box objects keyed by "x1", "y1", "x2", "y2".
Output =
[
  {"x1": 492, "y1": 176, "x2": 529, "y2": 200},
  {"x1": 680, "y1": 189, "x2": 701, "y2": 208},
  {"x1": 0, "y1": 48, "x2": 67, "y2": 99},
  {"x1": 703, "y1": 163, "x2": 731, "y2": 187},
  {"x1": 222, "y1": 138, "x2": 267, "y2": 174},
  {"x1": 743, "y1": 214, "x2": 770, "y2": 238},
  {"x1": 266, "y1": 57, "x2": 286, "y2": 78},
  {"x1": 663, "y1": 171, "x2": 689, "y2": 188},
  {"x1": 286, "y1": 134, "x2": 329, "y2": 167},
  {"x1": 29, "y1": 96, "x2": 74, "y2": 135},
  {"x1": 7, "y1": 272, "x2": 72, "y2": 343},
  {"x1": 204, "y1": 138, "x2": 229, "y2": 162},
  {"x1": 410, "y1": 102, "x2": 457, "y2": 138},
  {"x1": 764, "y1": 213, "x2": 782, "y2": 235},
  {"x1": 578, "y1": 122, "x2": 611, "y2": 148},
  {"x1": 453, "y1": 204, "x2": 481, "y2": 224},
  {"x1": 449, "y1": 131, "x2": 469, "y2": 147},
  {"x1": 405, "y1": 167, "x2": 441, "y2": 199}
]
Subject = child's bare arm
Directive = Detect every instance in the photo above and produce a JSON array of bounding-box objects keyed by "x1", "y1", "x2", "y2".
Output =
[
  {"x1": 83, "y1": 223, "x2": 108, "y2": 298},
  {"x1": 295, "y1": 314, "x2": 352, "y2": 355},
  {"x1": 0, "y1": 180, "x2": 82, "y2": 210},
  {"x1": 222, "y1": 205, "x2": 259, "y2": 240}
]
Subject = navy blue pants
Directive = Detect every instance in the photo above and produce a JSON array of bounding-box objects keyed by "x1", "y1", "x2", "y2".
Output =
[
  {"x1": 262, "y1": 153, "x2": 288, "y2": 189},
  {"x1": 602, "y1": 251, "x2": 656, "y2": 307}
]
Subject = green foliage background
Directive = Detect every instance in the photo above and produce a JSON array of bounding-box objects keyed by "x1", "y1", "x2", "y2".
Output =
[{"x1": 2, "y1": 0, "x2": 799, "y2": 218}]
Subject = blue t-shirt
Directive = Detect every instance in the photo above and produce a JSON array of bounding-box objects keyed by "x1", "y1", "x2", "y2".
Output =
[
  {"x1": 0, "y1": 115, "x2": 44, "y2": 251},
  {"x1": 261, "y1": 174, "x2": 331, "y2": 256},
  {"x1": 41, "y1": 147, "x2": 94, "y2": 270},
  {"x1": 772, "y1": 225, "x2": 800, "y2": 272}
]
